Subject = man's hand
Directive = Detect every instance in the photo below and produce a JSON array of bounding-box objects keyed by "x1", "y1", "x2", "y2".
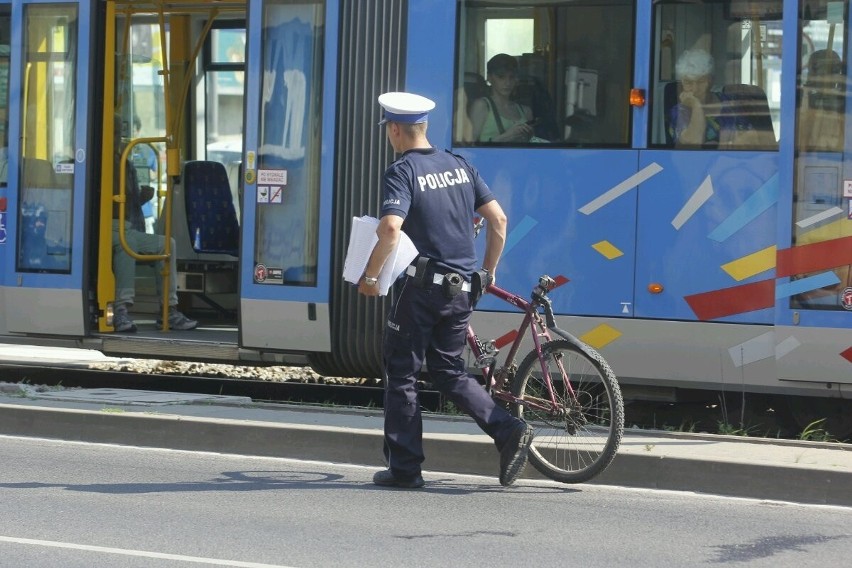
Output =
[{"x1": 358, "y1": 276, "x2": 380, "y2": 297}]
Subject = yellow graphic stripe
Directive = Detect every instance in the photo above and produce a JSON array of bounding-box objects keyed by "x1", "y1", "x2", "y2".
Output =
[
  {"x1": 579, "y1": 324, "x2": 622, "y2": 350},
  {"x1": 592, "y1": 240, "x2": 623, "y2": 260},
  {"x1": 721, "y1": 245, "x2": 776, "y2": 281}
]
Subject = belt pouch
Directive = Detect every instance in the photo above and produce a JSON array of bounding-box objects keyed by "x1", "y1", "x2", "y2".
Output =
[{"x1": 442, "y1": 272, "x2": 463, "y2": 299}]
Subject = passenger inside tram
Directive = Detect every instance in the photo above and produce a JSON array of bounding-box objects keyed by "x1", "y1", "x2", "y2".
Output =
[
  {"x1": 469, "y1": 53, "x2": 543, "y2": 143},
  {"x1": 19, "y1": 205, "x2": 63, "y2": 270},
  {"x1": 666, "y1": 48, "x2": 775, "y2": 149},
  {"x1": 111, "y1": 116, "x2": 197, "y2": 333},
  {"x1": 797, "y1": 48, "x2": 845, "y2": 152}
]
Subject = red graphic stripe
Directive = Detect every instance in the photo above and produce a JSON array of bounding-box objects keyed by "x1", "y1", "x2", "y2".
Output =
[
  {"x1": 777, "y1": 236, "x2": 852, "y2": 277},
  {"x1": 552, "y1": 275, "x2": 570, "y2": 288},
  {"x1": 494, "y1": 329, "x2": 519, "y2": 349},
  {"x1": 841, "y1": 346, "x2": 852, "y2": 365},
  {"x1": 684, "y1": 279, "x2": 775, "y2": 320}
]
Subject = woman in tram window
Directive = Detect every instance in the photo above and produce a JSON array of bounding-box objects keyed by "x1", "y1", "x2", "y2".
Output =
[{"x1": 469, "y1": 53, "x2": 537, "y2": 143}]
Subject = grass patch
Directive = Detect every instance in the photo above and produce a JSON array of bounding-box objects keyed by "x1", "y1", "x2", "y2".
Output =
[{"x1": 798, "y1": 418, "x2": 836, "y2": 442}]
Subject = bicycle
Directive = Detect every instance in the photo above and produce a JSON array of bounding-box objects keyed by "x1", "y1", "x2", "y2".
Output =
[{"x1": 466, "y1": 273, "x2": 625, "y2": 484}]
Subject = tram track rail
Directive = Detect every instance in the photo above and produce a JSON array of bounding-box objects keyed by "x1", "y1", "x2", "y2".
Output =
[
  {"x1": 0, "y1": 364, "x2": 444, "y2": 413},
  {"x1": 1, "y1": 362, "x2": 848, "y2": 442}
]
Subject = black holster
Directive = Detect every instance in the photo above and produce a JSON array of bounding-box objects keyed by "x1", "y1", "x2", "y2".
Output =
[
  {"x1": 411, "y1": 256, "x2": 430, "y2": 288},
  {"x1": 470, "y1": 269, "x2": 492, "y2": 304}
]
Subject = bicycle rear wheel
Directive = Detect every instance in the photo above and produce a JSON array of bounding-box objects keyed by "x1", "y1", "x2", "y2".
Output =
[{"x1": 511, "y1": 339, "x2": 623, "y2": 483}]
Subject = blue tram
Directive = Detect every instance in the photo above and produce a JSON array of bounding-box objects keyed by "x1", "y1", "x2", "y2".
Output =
[{"x1": 0, "y1": 0, "x2": 849, "y2": 434}]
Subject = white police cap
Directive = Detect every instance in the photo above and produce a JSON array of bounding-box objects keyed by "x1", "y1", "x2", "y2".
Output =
[{"x1": 377, "y1": 91, "x2": 436, "y2": 126}]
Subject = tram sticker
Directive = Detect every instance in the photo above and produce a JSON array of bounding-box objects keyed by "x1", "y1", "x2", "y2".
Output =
[
  {"x1": 848, "y1": 199, "x2": 852, "y2": 219},
  {"x1": 270, "y1": 186, "x2": 283, "y2": 203},
  {"x1": 843, "y1": 180, "x2": 852, "y2": 198},
  {"x1": 246, "y1": 151, "x2": 256, "y2": 170},
  {"x1": 253, "y1": 264, "x2": 284, "y2": 284},
  {"x1": 254, "y1": 264, "x2": 267, "y2": 283},
  {"x1": 828, "y1": 1, "x2": 845, "y2": 24},
  {"x1": 257, "y1": 186, "x2": 269, "y2": 203},
  {"x1": 842, "y1": 287, "x2": 852, "y2": 311},
  {"x1": 0, "y1": 212, "x2": 6, "y2": 244},
  {"x1": 258, "y1": 169, "x2": 287, "y2": 186},
  {"x1": 54, "y1": 163, "x2": 74, "y2": 175}
]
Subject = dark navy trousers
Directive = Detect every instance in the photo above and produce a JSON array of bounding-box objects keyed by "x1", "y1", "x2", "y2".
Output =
[{"x1": 381, "y1": 276, "x2": 518, "y2": 478}]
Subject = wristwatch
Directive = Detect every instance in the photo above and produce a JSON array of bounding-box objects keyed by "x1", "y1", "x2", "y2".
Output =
[{"x1": 363, "y1": 275, "x2": 378, "y2": 287}]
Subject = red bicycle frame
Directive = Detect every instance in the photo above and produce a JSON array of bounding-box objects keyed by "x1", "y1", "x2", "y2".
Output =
[{"x1": 465, "y1": 281, "x2": 576, "y2": 412}]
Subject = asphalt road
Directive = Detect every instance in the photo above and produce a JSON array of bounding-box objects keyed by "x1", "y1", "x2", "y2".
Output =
[{"x1": 0, "y1": 435, "x2": 850, "y2": 568}]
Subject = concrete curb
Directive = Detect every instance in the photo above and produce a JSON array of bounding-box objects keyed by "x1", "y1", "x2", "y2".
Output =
[{"x1": 2, "y1": 403, "x2": 850, "y2": 507}]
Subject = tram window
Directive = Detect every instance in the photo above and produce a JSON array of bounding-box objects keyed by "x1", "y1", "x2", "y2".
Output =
[
  {"x1": 114, "y1": 18, "x2": 167, "y2": 233},
  {"x1": 795, "y1": 2, "x2": 847, "y2": 153},
  {"x1": 204, "y1": 23, "x2": 245, "y2": 168},
  {"x1": 0, "y1": 8, "x2": 9, "y2": 188},
  {"x1": 255, "y1": 2, "x2": 324, "y2": 286},
  {"x1": 650, "y1": 0, "x2": 782, "y2": 150},
  {"x1": 204, "y1": 22, "x2": 245, "y2": 220},
  {"x1": 790, "y1": 0, "x2": 851, "y2": 311},
  {"x1": 17, "y1": 5, "x2": 78, "y2": 273},
  {"x1": 454, "y1": 0, "x2": 634, "y2": 147}
]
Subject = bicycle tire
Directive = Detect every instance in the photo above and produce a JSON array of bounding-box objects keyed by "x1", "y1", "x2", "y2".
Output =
[{"x1": 510, "y1": 339, "x2": 624, "y2": 483}]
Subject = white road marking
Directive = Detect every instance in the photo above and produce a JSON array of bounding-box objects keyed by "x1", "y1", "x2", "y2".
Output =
[{"x1": 0, "y1": 535, "x2": 296, "y2": 567}]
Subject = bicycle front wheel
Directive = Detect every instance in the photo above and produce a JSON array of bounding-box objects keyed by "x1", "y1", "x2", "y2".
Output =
[{"x1": 511, "y1": 339, "x2": 624, "y2": 483}]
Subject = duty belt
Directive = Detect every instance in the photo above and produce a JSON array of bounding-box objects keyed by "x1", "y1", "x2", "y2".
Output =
[{"x1": 405, "y1": 264, "x2": 471, "y2": 292}]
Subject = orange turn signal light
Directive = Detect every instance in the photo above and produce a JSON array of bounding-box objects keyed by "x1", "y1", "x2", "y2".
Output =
[
  {"x1": 630, "y1": 88, "x2": 646, "y2": 107},
  {"x1": 648, "y1": 283, "x2": 664, "y2": 294}
]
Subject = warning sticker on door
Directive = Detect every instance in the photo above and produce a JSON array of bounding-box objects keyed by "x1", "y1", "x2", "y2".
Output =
[{"x1": 258, "y1": 169, "x2": 287, "y2": 186}]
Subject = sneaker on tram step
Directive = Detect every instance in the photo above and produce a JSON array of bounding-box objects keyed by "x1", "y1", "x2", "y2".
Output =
[
  {"x1": 156, "y1": 307, "x2": 198, "y2": 331},
  {"x1": 113, "y1": 308, "x2": 137, "y2": 333}
]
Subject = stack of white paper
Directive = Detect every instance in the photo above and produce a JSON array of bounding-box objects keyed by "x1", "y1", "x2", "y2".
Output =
[{"x1": 343, "y1": 215, "x2": 418, "y2": 296}]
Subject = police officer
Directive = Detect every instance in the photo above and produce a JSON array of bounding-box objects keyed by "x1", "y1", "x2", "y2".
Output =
[{"x1": 358, "y1": 91, "x2": 533, "y2": 488}]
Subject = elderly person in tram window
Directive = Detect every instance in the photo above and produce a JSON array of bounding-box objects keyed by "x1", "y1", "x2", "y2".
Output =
[
  {"x1": 668, "y1": 48, "x2": 725, "y2": 147},
  {"x1": 669, "y1": 47, "x2": 774, "y2": 149}
]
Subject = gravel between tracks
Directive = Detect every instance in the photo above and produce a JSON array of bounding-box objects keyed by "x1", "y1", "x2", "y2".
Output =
[{"x1": 86, "y1": 359, "x2": 375, "y2": 386}]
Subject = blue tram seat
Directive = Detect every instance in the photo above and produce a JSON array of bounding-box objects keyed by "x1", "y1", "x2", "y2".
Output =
[
  {"x1": 719, "y1": 83, "x2": 777, "y2": 149},
  {"x1": 183, "y1": 160, "x2": 240, "y2": 256},
  {"x1": 662, "y1": 80, "x2": 681, "y2": 146},
  {"x1": 662, "y1": 81, "x2": 776, "y2": 148}
]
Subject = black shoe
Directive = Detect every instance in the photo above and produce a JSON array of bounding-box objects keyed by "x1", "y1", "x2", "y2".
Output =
[
  {"x1": 373, "y1": 469, "x2": 425, "y2": 489},
  {"x1": 499, "y1": 422, "x2": 534, "y2": 487}
]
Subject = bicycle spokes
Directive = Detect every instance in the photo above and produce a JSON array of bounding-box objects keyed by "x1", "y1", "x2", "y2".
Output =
[{"x1": 510, "y1": 339, "x2": 624, "y2": 484}]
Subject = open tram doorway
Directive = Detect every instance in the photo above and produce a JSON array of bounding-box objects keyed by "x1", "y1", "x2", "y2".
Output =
[
  {"x1": 95, "y1": 0, "x2": 336, "y2": 365},
  {"x1": 96, "y1": 1, "x2": 247, "y2": 356}
]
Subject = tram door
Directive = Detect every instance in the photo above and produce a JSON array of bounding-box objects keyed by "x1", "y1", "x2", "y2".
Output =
[
  {"x1": 635, "y1": 3, "x2": 781, "y2": 325},
  {"x1": 776, "y1": 2, "x2": 852, "y2": 386},
  {"x1": 0, "y1": 1, "x2": 93, "y2": 336},
  {"x1": 238, "y1": 0, "x2": 337, "y2": 352}
]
